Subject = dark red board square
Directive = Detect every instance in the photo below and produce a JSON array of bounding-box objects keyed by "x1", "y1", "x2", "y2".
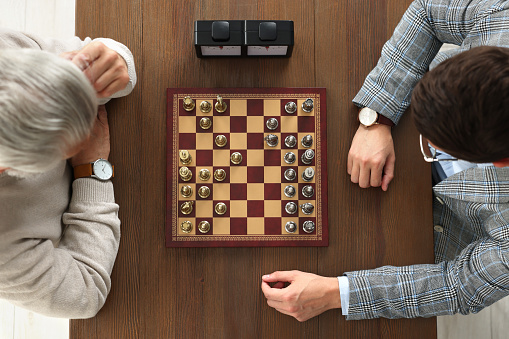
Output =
[
  {"x1": 298, "y1": 183, "x2": 316, "y2": 200},
  {"x1": 281, "y1": 133, "x2": 298, "y2": 149},
  {"x1": 300, "y1": 217, "x2": 317, "y2": 235},
  {"x1": 195, "y1": 218, "x2": 213, "y2": 235},
  {"x1": 196, "y1": 116, "x2": 213, "y2": 134},
  {"x1": 213, "y1": 99, "x2": 230, "y2": 116},
  {"x1": 298, "y1": 149, "x2": 316, "y2": 166},
  {"x1": 178, "y1": 200, "x2": 196, "y2": 218},
  {"x1": 280, "y1": 99, "x2": 296, "y2": 115},
  {"x1": 247, "y1": 99, "x2": 263, "y2": 116},
  {"x1": 178, "y1": 166, "x2": 195, "y2": 184},
  {"x1": 213, "y1": 200, "x2": 230, "y2": 217},
  {"x1": 247, "y1": 133, "x2": 265, "y2": 149},
  {"x1": 264, "y1": 116, "x2": 281, "y2": 133},
  {"x1": 281, "y1": 166, "x2": 298, "y2": 183},
  {"x1": 196, "y1": 150, "x2": 213, "y2": 166},
  {"x1": 264, "y1": 150, "x2": 281, "y2": 166},
  {"x1": 281, "y1": 200, "x2": 299, "y2": 217},
  {"x1": 230, "y1": 183, "x2": 247, "y2": 200},
  {"x1": 213, "y1": 133, "x2": 230, "y2": 149},
  {"x1": 213, "y1": 166, "x2": 230, "y2": 183},
  {"x1": 247, "y1": 200, "x2": 264, "y2": 217},
  {"x1": 230, "y1": 150, "x2": 247, "y2": 166},
  {"x1": 298, "y1": 116, "x2": 315, "y2": 132},
  {"x1": 264, "y1": 183, "x2": 281, "y2": 200},
  {"x1": 265, "y1": 217, "x2": 282, "y2": 235},
  {"x1": 196, "y1": 183, "x2": 213, "y2": 200},
  {"x1": 230, "y1": 116, "x2": 247, "y2": 133},
  {"x1": 230, "y1": 218, "x2": 247, "y2": 235},
  {"x1": 179, "y1": 133, "x2": 196, "y2": 149},
  {"x1": 247, "y1": 167, "x2": 264, "y2": 183},
  {"x1": 179, "y1": 100, "x2": 196, "y2": 116}
]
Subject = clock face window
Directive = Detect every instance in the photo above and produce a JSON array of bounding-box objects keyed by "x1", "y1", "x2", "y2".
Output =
[
  {"x1": 93, "y1": 160, "x2": 113, "y2": 180},
  {"x1": 247, "y1": 46, "x2": 288, "y2": 56},
  {"x1": 201, "y1": 46, "x2": 241, "y2": 56}
]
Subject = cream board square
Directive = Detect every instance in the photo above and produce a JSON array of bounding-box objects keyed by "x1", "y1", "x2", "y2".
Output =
[{"x1": 229, "y1": 99, "x2": 247, "y2": 116}]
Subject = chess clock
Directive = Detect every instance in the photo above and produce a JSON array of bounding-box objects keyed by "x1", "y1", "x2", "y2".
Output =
[
  {"x1": 194, "y1": 20, "x2": 244, "y2": 57},
  {"x1": 244, "y1": 20, "x2": 294, "y2": 57}
]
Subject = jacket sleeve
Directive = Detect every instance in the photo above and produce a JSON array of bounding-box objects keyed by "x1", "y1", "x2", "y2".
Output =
[{"x1": 352, "y1": 0, "x2": 509, "y2": 124}]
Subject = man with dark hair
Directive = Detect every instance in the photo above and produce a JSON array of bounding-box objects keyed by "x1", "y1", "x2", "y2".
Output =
[{"x1": 262, "y1": 0, "x2": 509, "y2": 322}]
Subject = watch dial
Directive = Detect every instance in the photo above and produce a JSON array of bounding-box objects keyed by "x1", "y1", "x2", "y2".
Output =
[
  {"x1": 93, "y1": 159, "x2": 113, "y2": 180},
  {"x1": 359, "y1": 108, "x2": 377, "y2": 126},
  {"x1": 201, "y1": 46, "x2": 241, "y2": 56}
]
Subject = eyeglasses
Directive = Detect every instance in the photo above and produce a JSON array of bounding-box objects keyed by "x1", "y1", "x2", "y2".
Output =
[{"x1": 419, "y1": 134, "x2": 458, "y2": 163}]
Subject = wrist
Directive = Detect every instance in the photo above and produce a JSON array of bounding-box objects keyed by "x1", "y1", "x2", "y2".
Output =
[{"x1": 325, "y1": 277, "x2": 341, "y2": 310}]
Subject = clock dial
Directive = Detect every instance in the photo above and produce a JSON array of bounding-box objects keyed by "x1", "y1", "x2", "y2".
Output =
[{"x1": 93, "y1": 159, "x2": 113, "y2": 180}]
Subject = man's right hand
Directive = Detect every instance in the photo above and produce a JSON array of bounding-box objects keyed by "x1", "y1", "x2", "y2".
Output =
[{"x1": 347, "y1": 123, "x2": 395, "y2": 191}]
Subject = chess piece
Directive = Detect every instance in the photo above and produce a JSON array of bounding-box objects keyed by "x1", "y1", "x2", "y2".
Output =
[
  {"x1": 302, "y1": 167, "x2": 315, "y2": 182},
  {"x1": 200, "y1": 100, "x2": 212, "y2": 113},
  {"x1": 301, "y1": 134, "x2": 313, "y2": 148},
  {"x1": 284, "y1": 168, "x2": 296, "y2": 181},
  {"x1": 180, "y1": 185, "x2": 193, "y2": 198},
  {"x1": 302, "y1": 220, "x2": 315, "y2": 233},
  {"x1": 200, "y1": 117, "x2": 212, "y2": 130},
  {"x1": 266, "y1": 118, "x2": 278, "y2": 130},
  {"x1": 214, "y1": 169, "x2": 226, "y2": 181},
  {"x1": 199, "y1": 168, "x2": 211, "y2": 181},
  {"x1": 179, "y1": 150, "x2": 192, "y2": 165},
  {"x1": 180, "y1": 220, "x2": 193, "y2": 233},
  {"x1": 302, "y1": 185, "x2": 314, "y2": 198},
  {"x1": 198, "y1": 186, "x2": 210, "y2": 199},
  {"x1": 284, "y1": 152, "x2": 296, "y2": 164},
  {"x1": 230, "y1": 152, "x2": 243, "y2": 165},
  {"x1": 179, "y1": 166, "x2": 192, "y2": 181},
  {"x1": 300, "y1": 202, "x2": 314, "y2": 215},
  {"x1": 301, "y1": 149, "x2": 315, "y2": 165},
  {"x1": 285, "y1": 135, "x2": 297, "y2": 148},
  {"x1": 183, "y1": 96, "x2": 195, "y2": 111},
  {"x1": 215, "y1": 134, "x2": 227, "y2": 147},
  {"x1": 215, "y1": 202, "x2": 227, "y2": 215},
  {"x1": 284, "y1": 185, "x2": 296, "y2": 198},
  {"x1": 215, "y1": 95, "x2": 227, "y2": 113},
  {"x1": 285, "y1": 101, "x2": 297, "y2": 114},
  {"x1": 198, "y1": 221, "x2": 211, "y2": 233},
  {"x1": 285, "y1": 221, "x2": 297, "y2": 234},
  {"x1": 264, "y1": 134, "x2": 278, "y2": 147},
  {"x1": 285, "y1": 202, "x2": 298, "y2": 215},
  {"x1": 302, "y1": 98, "x2": 314, "y2": 113},
  {"x1": 181, "y1": 201, "x2": 194, "y2": 215}
]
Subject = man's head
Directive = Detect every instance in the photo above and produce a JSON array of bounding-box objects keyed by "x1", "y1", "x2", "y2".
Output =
[
  {"x1": 0, "y1": 49, "x2": 97, "y2": 173},
  {"x1": 411, "y1": 46, "x2": 509, "y2": 164}
]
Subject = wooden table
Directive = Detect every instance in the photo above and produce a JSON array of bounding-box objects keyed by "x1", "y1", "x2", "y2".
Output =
[{"x1": 72, "y1": 1, "x2": 436, "y2": 338}]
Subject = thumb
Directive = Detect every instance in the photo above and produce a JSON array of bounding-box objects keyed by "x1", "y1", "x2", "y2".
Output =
[{"x1": 262, "y1": 270, "x2": 297, "y2": 283}]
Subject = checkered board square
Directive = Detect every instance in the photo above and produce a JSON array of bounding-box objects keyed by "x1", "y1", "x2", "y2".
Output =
[{"x1": 166, "y1": 88, "x2": 328, "y2": 247}]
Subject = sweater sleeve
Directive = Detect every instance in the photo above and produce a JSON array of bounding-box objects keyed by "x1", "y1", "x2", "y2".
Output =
[
  {"x1": 0, "y1": 27, "x2": 136, "y2": 102},
  {"x1": 0, "y1": 178, "x2": 120, "y2": 319}
]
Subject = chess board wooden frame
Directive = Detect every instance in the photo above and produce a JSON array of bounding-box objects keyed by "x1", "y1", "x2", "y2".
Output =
[{"x1": 166, "y1": 88, "x2": 328, "y2": 247}]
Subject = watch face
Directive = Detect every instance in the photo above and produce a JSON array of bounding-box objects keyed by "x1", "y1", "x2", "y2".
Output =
[
  {"x1": 201, "y1": 46, "x2": 241, "y2": 56},
  {"x1": 93, "y1": 159, "x2": 113, "y2": 180},
  {"x1": 359, "y1": 108, "x2": 377, "y2": 126}
]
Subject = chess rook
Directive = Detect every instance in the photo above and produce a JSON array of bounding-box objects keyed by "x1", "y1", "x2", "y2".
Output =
[
  {"x1": 180, "y1": 185, "x2": 193, "y2": 198},
  {"x1": 302, "y1": 185, "x2": 314, "y2": 198},
  {"x1": 266, "y1": 118, "x2": 278, "y2": 130},
  {"x1": 180, "y1": 220, "x2": 193, "y2": 233},
  {"x1": 215, "y1": 202, "x2": 227, "y2": 215},
  {"x1": 198, "y1": 221, "x2": 211, "y2": 233},
  {"x1": 285, "y1": 101, "x2": 297, "y2": 114},
  {"x1": 285, "y1": 135, "x2": 297, "y2": 148},
  {"x1": 264, "y1": 134, "x2": 278, "y2": 147},
  {"x1": 301, "y1": 134, "x2": 313, "y2": 148},
  {"x1": 198, "y1": 186, "x2": 210, "y2": 199},
  {"x1": 215, "y1": 95, "x2": 227, "y2": 113},
  {"x1": 214, "y1": 169, "x2": 226, "y2": 181},
  {"x1": 303, "y1": 221, "x2": 315, "y2": 233},
  {"x1": 230, "y1": 152, "x2": 243, "y2": 165},
  {"x1": 301, "y1": 149, "x2": 315, "y2": 165},
  {"x1": 284, "y1": 185, "x2": 296, "y2": 198},
  {"x1": 183, "y1": 96, "x2": 195, "y2": 111},
  {"x1": 302, "y1": 167, "x2": 315, "y2": 182},
  {"x1": 215, "y1": 134, "x2": 227, "y2": 147},
  {"x1": 285, "y1": 202, "x2": 298, "y2": 215},
  {"x1": 300, "y1": 202, "x2": 314, "y2": 215},
  {"x1": 284, "y1": 152, "x2": 296, "y2": 164},
  {"x1": 199, "y1": 168, "x2": 211, "y2": 181},
  {"x1": 200, "y1": 100, "x2": 212, "y2": 113},
  {"x1": 179, "y1": 166, "x2": 192, "y2": 181},
  {"x1": 284, "y1": 168, "x2": 296, "y2": 181},
  {"x1": 302, "y1": 98, "x2": 314, "y2": 113},
  {"x1": 200, "y1": 117, "x2": 212, "y2": 130},
  {"x1": 285, "y1": 221, "x2": 297, "y2": 234},
  {"x1": 181, "y1": 201, "x2": 194, "y2": 215}
]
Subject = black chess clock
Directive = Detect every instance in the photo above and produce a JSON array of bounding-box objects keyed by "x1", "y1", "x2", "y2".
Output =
[{"x1": 194, "y1": 20, "x2": 294, "y2": 57}]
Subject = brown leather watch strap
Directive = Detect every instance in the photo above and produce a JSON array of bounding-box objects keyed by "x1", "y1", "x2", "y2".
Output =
[
  {"x1": 74, "y1": 163, "x2": 93, "y2": 179},
  {"x1": 377, "y1": 114, "x2": 395, "y2": 127}
]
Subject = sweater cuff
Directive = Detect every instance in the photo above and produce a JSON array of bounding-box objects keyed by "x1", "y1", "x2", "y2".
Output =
[{"x1": 72, "y1": 179, "x2": 115, "y2": 203}]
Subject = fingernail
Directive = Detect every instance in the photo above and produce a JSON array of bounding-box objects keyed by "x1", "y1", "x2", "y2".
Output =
[{"x1": 263, "y1": 275, "x2": 270, "y2": 279}]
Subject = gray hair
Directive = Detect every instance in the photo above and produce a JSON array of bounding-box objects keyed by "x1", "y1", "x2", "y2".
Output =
[{"x1": 0, "y1": 48, "x2": 97, "y2": 173}]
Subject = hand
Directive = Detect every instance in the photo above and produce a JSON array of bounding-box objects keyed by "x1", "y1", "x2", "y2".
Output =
[
  {"x1": 261, "y1": 270, "x2": 341, "y2": 322},
  {"x1": 62, "y1": 41, "x2": 129, "y2": 98},
  {"x1": 347, "y1": 124, "x2": 395, "y2": 191},
  {"x1": 70, "y1": 105, "x2": 110, "y2": 167}
]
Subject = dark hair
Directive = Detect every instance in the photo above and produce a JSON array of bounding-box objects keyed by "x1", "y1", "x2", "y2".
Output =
[{"x1": 411, "y1": 46, "x2": 509, "y2": 163}]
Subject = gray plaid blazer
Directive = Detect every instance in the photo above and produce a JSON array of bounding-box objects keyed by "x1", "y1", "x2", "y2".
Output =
[{"x1": 346, "y1": 0, "x2": 509, "y2": 320}]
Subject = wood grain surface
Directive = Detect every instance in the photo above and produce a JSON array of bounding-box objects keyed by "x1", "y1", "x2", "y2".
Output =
[{"x1": 72, "y1": 0, "x2": 436, "y2": 338}]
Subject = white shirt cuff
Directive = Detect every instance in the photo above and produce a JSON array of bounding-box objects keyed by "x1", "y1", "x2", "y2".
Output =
[{"x1": 337, "y1": 276, "x2": 350, "y2": 316}]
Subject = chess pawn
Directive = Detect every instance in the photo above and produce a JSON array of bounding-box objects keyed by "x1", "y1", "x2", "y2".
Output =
[
  {"x1": 302, "y1": 167, "x2": 315, "y2": 182},
  {"x1": 181, "y1": 201, "x2": 194, "y2": 215},
  {"x1": 215, "y1": 95, "x2": 227, "y2": 113},
  {"x1": 284, "y1": 152, "x2": 296, "y2": 164},
  {"x1": 200, "y1": 117, "x2": 212, "y2": 130},
  {"x1": 179, "y1": 166, "x2": 192, "y2": 181},
  {"x1": 215, "y1": 202, "x2": 227, "y2": 215},
  {"x1": 183, "y1": 96, "x2": 195, "y2": 111},
  {"x1": 302, "y1": 220, "x2": 315, "y2": 233},
  {"x1": 285, "y1": 135, "x2": 297, "y2": 148},
  {"x1": 198, "y1": 221, "x2": 211, "y2": 233},
  {"x1": 302, "y1": 98, "x2": 314, "y2": 113},
  {"x1": 300, "y1": 202, "x2": 314, "y2": 215},
  {"x1": 197, "y1": 186, "x2": 210, "y2": 199},
  {"x1": 285, "y1": 101, "x2": 297, "y2": 114},
  {"x1": 180, "y1": 220, "x2": 193, "y2": 233},
  {"x1": 179, "y1": 150, "x2": 192, "y2": 165},
  {"x1": 284, "y1": 185, "x2": 296, "y2": 198},
  {"x1": 302, "y1": 185, "x2": 314, "y2": 198},
  {"x1": 215, "y1": 134, "x2": 227, "y2": 147},
  {"x1": 180, "y1": 185, "x2": 193, "y2": 198},
  {"x1": 199, "y1": 168, "x2": 211, "y2": 181},
  {"x1": 200, "y1": 100, "x2": 212, "y2": 113},
  {"x1": 266, "y1": 118, "x2": 278, "y2": 130},
  {"x1": 301, "y1": 149, "x2": 315, "y2": 165},
  {"x1": 285, "y1": 221, "x2": 297, "y2": 234},
  {"x1": 301, "y1": 134, "x2": 313, "y2": 148},
  {"x1": 284, "y1": 168, "x2": 296, "y2": 181},
  {"x1": 230, "y1": 152, "x2": 243, "y2": 165},
  {"x1": 214, "y1": 169, "x2": 226, "y2": 182},
  {"x1": 264, "y1": 134, "x2": 278, "y2": 147},
  {"x1": 285, "y1": 202, "x2": 298, "y2": 215}
]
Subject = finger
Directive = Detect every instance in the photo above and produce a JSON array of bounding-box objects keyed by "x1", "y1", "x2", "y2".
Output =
[
  {"x1": 347, "y1": 152, "x2": 353, "y2": 175},
  {"x1": 261, "y1": 281, "x2": 286, "y2": 302},
  {"x1": 358, "y1": 163, "x2": 371, "y2": 188},
  {"x1": 349, "y1": 162, "x2": 360, "y2": 184},
  {"x1": 262, "y1": 271, "x2": 296, "y2": 283},
  {"x1": 381, "y1": 154, "x2": 395, "y2": 191},
  {"x1": 96, "y1": 77, "x2": 126, "y2": 98},
  {"x1": 272, "y1": 282, "x2": 285, "y2": 289},
  {"x1": 369, "y1": 161, "x2": 384, "y2": 188}
]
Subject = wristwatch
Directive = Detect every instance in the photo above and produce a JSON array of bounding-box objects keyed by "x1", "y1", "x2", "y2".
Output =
[
  {"x1": 74, "y1": 158, "x2": 114, "y2": 181},
  {"x1": 358, "y1": 107, "x2": 394, "y2": 127}
]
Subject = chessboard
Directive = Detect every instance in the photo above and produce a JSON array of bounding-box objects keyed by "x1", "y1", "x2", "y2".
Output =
[{"x1": 166, "y1": 88, "x2": 328, "y2": 247}]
